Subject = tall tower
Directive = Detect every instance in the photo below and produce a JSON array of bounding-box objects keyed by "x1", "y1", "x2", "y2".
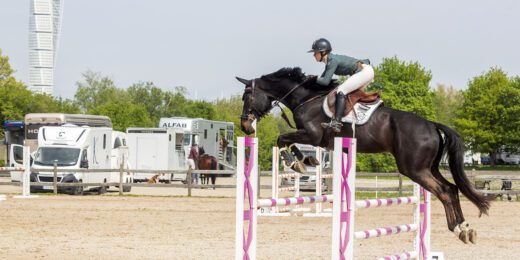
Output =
[{"x1": 29, "y1": 0, "x2": 63, "y2": 95}]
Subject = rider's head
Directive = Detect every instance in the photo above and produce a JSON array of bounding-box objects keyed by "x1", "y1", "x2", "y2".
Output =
[{"x1": 308, "y1": 38, "x2": 332, "y2": 62}]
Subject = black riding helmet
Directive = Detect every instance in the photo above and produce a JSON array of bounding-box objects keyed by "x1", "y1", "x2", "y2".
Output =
[{"x1": 308, "y1": 38, "x2": 332, "y2": 53}]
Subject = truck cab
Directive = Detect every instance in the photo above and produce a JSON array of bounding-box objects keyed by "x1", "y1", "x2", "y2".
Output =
[{"x1": 31, "y1": 125, "x2": 113, "y2": 194}]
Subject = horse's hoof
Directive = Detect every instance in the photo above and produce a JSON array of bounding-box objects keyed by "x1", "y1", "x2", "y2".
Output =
[
  {"x1": 468, "y1": 229, "x2": 477, "y2": 244},
  {"x1": 303, "y1": 156, "x2": 320, "y2": 166},
  {"x1": 291, "y1": 161, "x2": 306, "y2": 173},
  {"x1": 459, "y1": 230, "x2": 469, "y2": 244},
  {"x1": 309, "y1": 156, "x2": 320, "y2": 166}
]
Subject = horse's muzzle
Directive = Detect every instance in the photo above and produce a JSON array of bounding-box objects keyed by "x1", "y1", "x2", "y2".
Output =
[{"x1": 240, "y1": 115, "x2": 256, "y2": 135}]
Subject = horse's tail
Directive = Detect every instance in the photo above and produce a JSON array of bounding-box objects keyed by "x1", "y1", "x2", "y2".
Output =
[{"x1": 434, "y1": 123, "x2": 491, "y2": 216}]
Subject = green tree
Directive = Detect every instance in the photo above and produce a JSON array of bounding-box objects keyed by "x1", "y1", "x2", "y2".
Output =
[
  {"x1": 127, "y1": 82, "x2": 165, "y2": 123},
  {"x1": 255, "y1": 115, "x2": 280, "y2": 170},
  {"x1": 454, "y1": 68, "x2": 520, "y2": 163},
  {"x1": 90, "y1": 101, "x2": 153, "y2": 131},
  {"x1": 161, "y1": 87, "x2": 190, "y2": 118},
  {"x1": 371, "y1": 56, "x2": 436, "y2": 120},
  {"x1": 74, "y1": 70, "x2": 129, "y2": 112},
  {"x1": 432, "y1": 84, "x2": 462, "y2": 128},
  {"x1": 0, "y1": 50, "x2": 79, "y2": 139},
  {"x1": 184, "y1": 100, "x2": 217, "y2": 120}
]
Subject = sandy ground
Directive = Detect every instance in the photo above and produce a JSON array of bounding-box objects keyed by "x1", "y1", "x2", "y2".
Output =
[{"x1": 0, "y1": 176, "x2": 519, "y2": 259}]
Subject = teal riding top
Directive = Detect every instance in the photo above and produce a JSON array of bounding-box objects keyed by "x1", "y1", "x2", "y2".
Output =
[{"x1": 316, "y1": 53, "x2": 370, "y2": 86}]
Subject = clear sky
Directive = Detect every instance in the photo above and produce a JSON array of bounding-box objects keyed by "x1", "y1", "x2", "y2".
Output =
[{"x1": 1, "y1": 0, "x2": 519, "y2": 100}]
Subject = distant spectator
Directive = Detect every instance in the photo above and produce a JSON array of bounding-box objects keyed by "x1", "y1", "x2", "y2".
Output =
[{"x1": 188, "y1": 142, "x2": 199, "y2": 184}]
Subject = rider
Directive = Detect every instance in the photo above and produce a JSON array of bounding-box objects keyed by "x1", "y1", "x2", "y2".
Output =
[{"x1": 309, "y1": 38, "x2": 374, "y2": 132}]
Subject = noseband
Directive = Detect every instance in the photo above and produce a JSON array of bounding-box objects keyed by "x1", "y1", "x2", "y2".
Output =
[{"x1": 241, "y1": 79, "x2": 303, "y2": 129}]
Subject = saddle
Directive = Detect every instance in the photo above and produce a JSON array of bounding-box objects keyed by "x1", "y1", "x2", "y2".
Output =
[{"x1": 326, "y1": 88, "x2": 380, "y2": 118}]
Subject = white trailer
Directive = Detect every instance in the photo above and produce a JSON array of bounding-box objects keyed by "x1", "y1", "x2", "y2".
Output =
[
  {"x1": 27, "y1": 125, "x2": 113, "y2": 194},
  {"x1": 159, "y1": 117, "x2": 235, "y2": 170},
  {"x1": 126, "y1": 128, "x2": 187, "y2": 182},
  {"x1": 109, "y1": 131, "x2": 133, "y2": 191}
]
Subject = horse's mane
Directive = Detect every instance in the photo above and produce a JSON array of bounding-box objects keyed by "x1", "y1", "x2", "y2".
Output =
[
  {"x1": 261, "y1": 67, "x2": 306, "y2": 83},
  {"x1": 261, "y1": 67, "x2": 338, "y2": 96}
]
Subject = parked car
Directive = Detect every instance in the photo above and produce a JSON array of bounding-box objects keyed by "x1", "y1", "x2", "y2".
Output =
[{"x1": 480, "y1": 156, "x2": 491, "y2": 165}]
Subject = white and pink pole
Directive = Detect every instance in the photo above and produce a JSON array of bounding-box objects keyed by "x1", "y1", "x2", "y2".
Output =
[{"x1": 235, "y1": 137, "x2": 258, "y2": 260}]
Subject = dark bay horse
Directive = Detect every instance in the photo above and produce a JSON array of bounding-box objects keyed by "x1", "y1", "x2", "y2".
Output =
[
  {"x1": 236, "y1": 67, "x2": 491, "y2": 244},
  {"x1": 198, "y1": 147, "x2": 218, "y2": 187}
]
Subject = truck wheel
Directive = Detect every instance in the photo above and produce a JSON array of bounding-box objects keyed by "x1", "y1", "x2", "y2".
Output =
[
  {"x1": 98, "y1": 181, "x2": 107, "y2": 195},
  {"x1": 123, "y1": 180, "x2": 132, "y2": 192},
  {"x1": 73, "y1": 181, "x2": 84, "y2": 196}
]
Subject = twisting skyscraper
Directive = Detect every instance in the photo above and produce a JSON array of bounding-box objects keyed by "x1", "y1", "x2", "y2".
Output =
[{"x1": 29, "y1": 0, "x2": 63, "y2": 95}]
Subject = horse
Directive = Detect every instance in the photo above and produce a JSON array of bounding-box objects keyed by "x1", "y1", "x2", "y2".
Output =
[
  {"x1": 198, "y1": 146, "x2": 218, "y2": 187},
  {"x1": 236, "y1": 67, "x2": 491, "y2": 244}
]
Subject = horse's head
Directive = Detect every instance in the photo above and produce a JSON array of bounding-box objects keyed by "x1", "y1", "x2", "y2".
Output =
[
  {"x1": 236, "y1": 68, "x2": 308, "y2": 134},
  {"x1": 236, "y1": 77, "x2": 274, "y2": 134}
]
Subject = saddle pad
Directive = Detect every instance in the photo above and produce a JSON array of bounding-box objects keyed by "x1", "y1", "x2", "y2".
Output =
[{"x1": 322, "y1": 99, "x2": 383, "y2": 125}]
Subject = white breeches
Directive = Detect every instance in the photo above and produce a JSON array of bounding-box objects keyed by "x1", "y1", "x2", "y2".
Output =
[
  {"x1": 188, "y1": 159, "x2": 196, "y2": 169},
  {"x1": 337, "y1": 64, "x2": 374, "y2": 94}
]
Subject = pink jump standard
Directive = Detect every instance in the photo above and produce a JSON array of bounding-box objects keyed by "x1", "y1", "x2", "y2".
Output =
[
  {"x1": 235, "y1": 137, "x2": 437, "y2": 260},
  {"x1": 332, "y1": 137, "x2": 432, "y2": 259}
]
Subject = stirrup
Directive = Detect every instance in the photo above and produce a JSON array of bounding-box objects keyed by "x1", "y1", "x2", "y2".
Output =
[{"x1": 321, "y1": 120, "x2": 342, "y2": 132}]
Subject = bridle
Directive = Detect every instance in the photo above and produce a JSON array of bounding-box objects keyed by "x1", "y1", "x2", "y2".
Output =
[{"x1": 241, "y1": 79, "x2": 309, "y2": 129}]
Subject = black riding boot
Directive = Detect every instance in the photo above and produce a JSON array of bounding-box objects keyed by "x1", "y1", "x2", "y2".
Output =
[{"x1": 321, "y1": 92, "x2": 345, "y2": 133}]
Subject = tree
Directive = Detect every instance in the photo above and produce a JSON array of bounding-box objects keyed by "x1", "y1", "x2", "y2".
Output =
[
  {"x1": 455, "y1": 68, "x2": 520, "y2": 163},
  {"x1": 160, "y1": 87, "x2": 190, "y2": 119},
  {"x1": 74, "y1": 70, "x2": 130, "y2": 112},
  {"x1": 184, "y1": 100, "x2": 217, "y2": 120},
  {"x1": 432, "y1": 84, "x2": 462, "y2": 129},
  {"x1": 0, "y1": 49, "x2": 79, "y2": 138},
  {"x1": 90, "y1": 101, "x2": 153, "y2": 131},
  {"x1": 370, "y1": 56, "x2": 436, "y2": 120},
  {"x1": 127, "y1": 82, "x2": 166, "y2": 123}
]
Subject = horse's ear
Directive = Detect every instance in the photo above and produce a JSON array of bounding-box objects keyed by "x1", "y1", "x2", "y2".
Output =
[{"x1": 236, "y1": 77, "x2": 252, "y2": 86}]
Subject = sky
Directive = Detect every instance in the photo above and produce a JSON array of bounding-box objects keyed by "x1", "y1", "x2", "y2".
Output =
[{"x1": 1, "y1": 0, "x2": 519, "y2": 100}]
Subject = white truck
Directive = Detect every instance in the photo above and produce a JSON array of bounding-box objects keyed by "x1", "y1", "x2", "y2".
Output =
[
  {"x1": 159, "y1": 117, "x2": 235, "y2": 171},
  {"x1": 126, "y1": 128, "x2": 188, "y2": 182},
  {"x1": 20, "y1": 125, "x2": 130, "y2": 194}
]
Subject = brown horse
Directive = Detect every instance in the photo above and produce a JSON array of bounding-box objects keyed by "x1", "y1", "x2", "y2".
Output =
[{"x1": 198, "y1": 147, "x2": 218, "y2": 187}]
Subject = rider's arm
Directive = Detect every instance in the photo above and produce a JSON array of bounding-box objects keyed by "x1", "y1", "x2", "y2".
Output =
[{"x1": 316, "y1": 59, "x2": 339, "y2": 86}]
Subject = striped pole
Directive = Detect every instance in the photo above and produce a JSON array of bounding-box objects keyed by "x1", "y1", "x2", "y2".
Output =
[
  {"x1": 271, "y1": 146, "x2": 279, "y2": 214},
  {"x1": 315, "y1": 146, "x2": 323, "y2": 214},
  {"x1": 258, "y1": 194, "x2": 333, "y2": 208},
  {"x1": 332, "y1": 137, "x2": 356, "y2": 259},
  {"x1": 236, "y1": 137, "x2": 258, "y2": 260}
]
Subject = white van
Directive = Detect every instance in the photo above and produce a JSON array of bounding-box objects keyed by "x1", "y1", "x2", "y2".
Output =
[{"x1": 29, "y1": 125, "x2": 113, "y2": 194}]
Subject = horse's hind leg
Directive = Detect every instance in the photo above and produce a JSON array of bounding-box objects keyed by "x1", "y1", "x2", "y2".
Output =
[
  {"x1": 402, "y1": 168, "x2": 471, "y2": 243},
  {"x1": 431, "y1": 168, "x2": 477, "y2": 243}
]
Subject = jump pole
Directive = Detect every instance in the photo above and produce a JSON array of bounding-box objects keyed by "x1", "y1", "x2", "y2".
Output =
[{"x1": 236, "y1": 136, "x2": 258, "y2": 260}]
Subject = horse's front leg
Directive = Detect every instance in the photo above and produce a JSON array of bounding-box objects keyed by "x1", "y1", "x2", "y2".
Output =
[{"x1": 277, "y1": 130, "x2": 320, "y2": 173}]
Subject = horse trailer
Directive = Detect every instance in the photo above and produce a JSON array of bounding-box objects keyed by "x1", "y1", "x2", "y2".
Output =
[
  {"x1": 126, "y1": 128, "x2": 188, "y2": 182},
  {"x1": 159, "y1": 117, "x2": 235, "y2": 171}
]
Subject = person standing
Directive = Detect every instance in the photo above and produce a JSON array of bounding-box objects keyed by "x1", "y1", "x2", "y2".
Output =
[{"x1": 188, "y1": 142, "x2": 200, "y2": 184}]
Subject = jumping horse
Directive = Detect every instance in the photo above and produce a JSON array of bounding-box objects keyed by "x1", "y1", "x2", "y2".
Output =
[{"x1": 236, "y1": 67, "x2": 491, "y2": 244}]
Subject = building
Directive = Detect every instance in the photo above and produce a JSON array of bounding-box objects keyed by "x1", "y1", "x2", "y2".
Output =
[{"x1": 29, "y1": 0, "x2": 63, "y2": 95}]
